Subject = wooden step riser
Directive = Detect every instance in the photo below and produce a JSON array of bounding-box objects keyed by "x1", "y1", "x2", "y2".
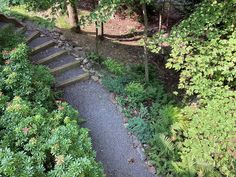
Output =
[
  {"x1": 26, "y1": 31, "x2": 41, "y2": 43},
  {"x1": 55, "y1": 73, "x2": 90, "y2": 88},
  {"x1": 34, "y1": 50, "x2": 67, "y2": 65},
  {"x1": 51, "y1": 61, "x2": 82, "y2": 75},
  {"x1": 31, "y1": 40, "x2": 55, "y2": 55}
]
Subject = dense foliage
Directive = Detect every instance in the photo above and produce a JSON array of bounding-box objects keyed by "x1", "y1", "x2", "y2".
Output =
[
  {"x1": 150, "y1": 0, "x2": 236, "y2": 99},
  {"x1": 0, "y1": 28, "x2": 104, "y2": 177},
  {"x1": 97, "y1": 0, "x2": 236, "y2": 174},
  {"x1": 146, "y1": 0, "x2": 236, "y2": 176}
]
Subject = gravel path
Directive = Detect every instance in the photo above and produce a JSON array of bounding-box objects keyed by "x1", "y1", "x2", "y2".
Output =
[{"x1": 63, "y1": 80, "x2": 155, "y2": 177}]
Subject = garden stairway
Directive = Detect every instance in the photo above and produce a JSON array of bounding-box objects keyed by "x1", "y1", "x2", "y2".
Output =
[
  {"x1": 0, "y1": 14, "x2": 157, "y2": 177},
  {"x1": 0, "y1": 14, "x2": 90, "y2": 88}
]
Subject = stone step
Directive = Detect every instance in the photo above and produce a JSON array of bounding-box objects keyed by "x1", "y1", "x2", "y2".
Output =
[
  {"x1": 1, "y1": 23, "x2": 13, "y2": 30},
  {"x1": 51, "y1": 60, "x2": 82, "y2": 75},
  {"x1": 55, "y1": 73, "x2": 90, "y2": 88},
  {"x1": 16, "y1": 26, "x2": 27, "y2": 33},
  {"x1": 26, "y1": 31, "x2": 41, "y2": 43},
  {"x1": 34, "y1": 50, "x2": 67, "y2": 65},
  {"x1": 29, "y1": 36, "x2": 51, "y2": 49},
  {"x1": 31, "y1": 40, "x2": 55, "y2": 55}
]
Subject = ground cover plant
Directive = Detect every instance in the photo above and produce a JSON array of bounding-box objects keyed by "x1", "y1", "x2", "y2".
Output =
[{"x1": 0, "y1": 27, "x2": 104, "y2": 177}]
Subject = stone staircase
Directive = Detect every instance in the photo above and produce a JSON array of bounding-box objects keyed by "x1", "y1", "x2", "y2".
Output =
[{"x1": 0, "y1": 14, "x2": 90, "y2": 88}]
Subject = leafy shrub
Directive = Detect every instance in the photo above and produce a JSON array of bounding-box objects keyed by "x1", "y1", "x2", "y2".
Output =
[
  {"x1": 127, "y1": 117, "x2": 152, "y2": 143},
  {"x1": 0, "y1": 97, "x2": 103, "y2": 177},
  {"x1": 87, "y1": 52, "x2": 105, "y2": 64},
  {"x1": 102, "y1": 75, "x2": 128, "y2": 94},
  {"x1": 102, "y1": 58, "x2": 125, "y2": 75},
  {"x1": 159, "y1": 1, "x2": 235, "y2": 99},
  {"x1": 1, "y1": 44, "x2": 55, "y2": 108},
  {"x1": 125, "y1": 82, "x2": 146, "y2": 103},
  {"x1": 0, "y1": 26, "x2": 24, "y2": 52},
  {"x1": 148, "y1": 104, "x2": 182, "y2": 175},
  {"x1": 173, "y1": 97, "x2": 236, "y2": 176}
]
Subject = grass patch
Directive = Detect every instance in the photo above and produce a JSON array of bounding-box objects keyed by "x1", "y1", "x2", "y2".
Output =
[{"x1": 2, "y1": 5, "x2": 72, "y2": 29}]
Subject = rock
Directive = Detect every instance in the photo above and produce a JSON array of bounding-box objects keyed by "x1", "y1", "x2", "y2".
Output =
[
  {"x1": 133, "y1": 139, "x2": 141, "y2": 148},
  {"x1": 124, "y1": 123, "x2": 129, "y2": 128},
  {"x1": 53, "y1": 28, "x2": 62, "y2": 34},
  {"x1": 74, "y1": 46, "x2": 83, "y2": 51},
  {"x1": 110, "y1": 93, "x2": 117, "y2": 104},
  {"x1": 97, "y1": 72, "x2": 104, "y2": 78},
  {"x1": 72, "y1": 41, "x2": 79, "y2": 46},
  {"x1": 91, "y1": 76, "x2": 99, "y2": 82},
  {"x1": 143, "y1": 144, "x2": 149, "y2": 149},
  {"x1": 148, "y1": 166, "x2": 156, "y2": 174},
  {"x1": 40, "y1": 34, "x2": 45, "y2": 37},
  {"x1": 82, "y1": 68, "x2": 89, "y2": 72},
  {"x1": 60, "y1": 35, "x2": 66, "y2": 41},
  {"x1": 83, "y1": 58, "x2": 88, "y2": 65},
  {"x1": 147, "y1": 161, "x2": 153, "y2": 167},
  {"x1": 137, "y1": 147, "x2": 146, "y2": 161},
  {"x1": 123, "y1": 117, "x2": 128, "y2": 123},
  {"x1": 65, "y1": 47, "x2": 72, "y2": 51},
  {"x1": 72, "y1": 53, "x2": 79, "y2": 58},
  {"x1": 86, "y1": 63, "x2": 92, "y2": 69},
  {"x1": 75, "y1": 57, "x2": 83, "y2": 62},
  {"x1": 128, "y1": 158, "x2": 135, "y2": 164},
  {"x1": 89, "y1": 69, "x2": 96, "y2": 75},
  {"x1": 98, "y1": 79, "x2": 102, "y2": 84}
]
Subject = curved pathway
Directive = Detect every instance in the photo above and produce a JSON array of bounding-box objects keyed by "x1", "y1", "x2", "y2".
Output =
[{"x1": 63, "y1": 80, "x2": 155, "y2": 177}]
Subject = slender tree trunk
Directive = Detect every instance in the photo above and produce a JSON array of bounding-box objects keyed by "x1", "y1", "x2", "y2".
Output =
[
  {"x1": 100, "y1": 22, "x2": 104, "y2": 40},
  {"x1": 67, "y1": 0, "x2": 80, "y2": 32},
  {"x1": 142, "y1": 3, "x2": 149, "y2": 83},
  {"x1": 95, "y1": 21, "x2": 99, "y2": 54},
  {"x1": 166, "y1": 0, "x2": 170, "y2": 27},
  {"x1": 93, "y1": 0, "x2": 99, "y2": 54},
  {"x1": 158, "y1": 13, "x2": 162, "y2": 32}
]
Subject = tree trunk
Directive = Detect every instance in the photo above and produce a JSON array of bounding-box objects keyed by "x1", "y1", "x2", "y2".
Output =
[
  {"x1": 67, "y1": 0, "x2": 80, "y2": 32},
  {"x1": 159, "y1": 13, "x2": 162, "y2": 32},
  {"x1": 95, "y1": 21, "x2": 99, "y2": 54},
  {"x1": 100, "y1": 22, "x2": 104, "y2": 40},
  {"x1": 93, "y1": 0, "x2": 99, "y2": 54},
  {"x1": 142, "y1": 3, "x2": 149, "y2": 83},
  {"x1": 166, "y1": 0, "x2": 170, "y2": 27}
]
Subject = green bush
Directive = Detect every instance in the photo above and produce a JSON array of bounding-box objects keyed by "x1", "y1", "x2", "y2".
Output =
[
  {"x1": 125, "y1": 82, "x2": 146, "y2": 103},
  {"x1": 102, "y1": 58, "x2": 125, "y2": 75},
  {"x1": 102, "y1": 76, "x2": 128, "y2": 94},
  {"x1": 148, "y1": 104, "x2": 182, "y2": 175},
  {"x1": 127, "y1": 117, "x2": 152, "y2": 143},
  {"x1": 0, "y1": 26, "x2": 24, "y2": 52},
  {"x1": 1, "y1": 44, "x2": 55, "y2": 108},
  {"x1": 162, "y1": 1, "x2": 235, "y2": 99},
  {"x1": 0, "y1": 97, "x2": 103, "y2": 177},
  {"x1": 87, "y1": 52, "x2": 105, "y2": 64},
  {"x1": 172, "y1": 97, "x2": 236, "y2": 176}
]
